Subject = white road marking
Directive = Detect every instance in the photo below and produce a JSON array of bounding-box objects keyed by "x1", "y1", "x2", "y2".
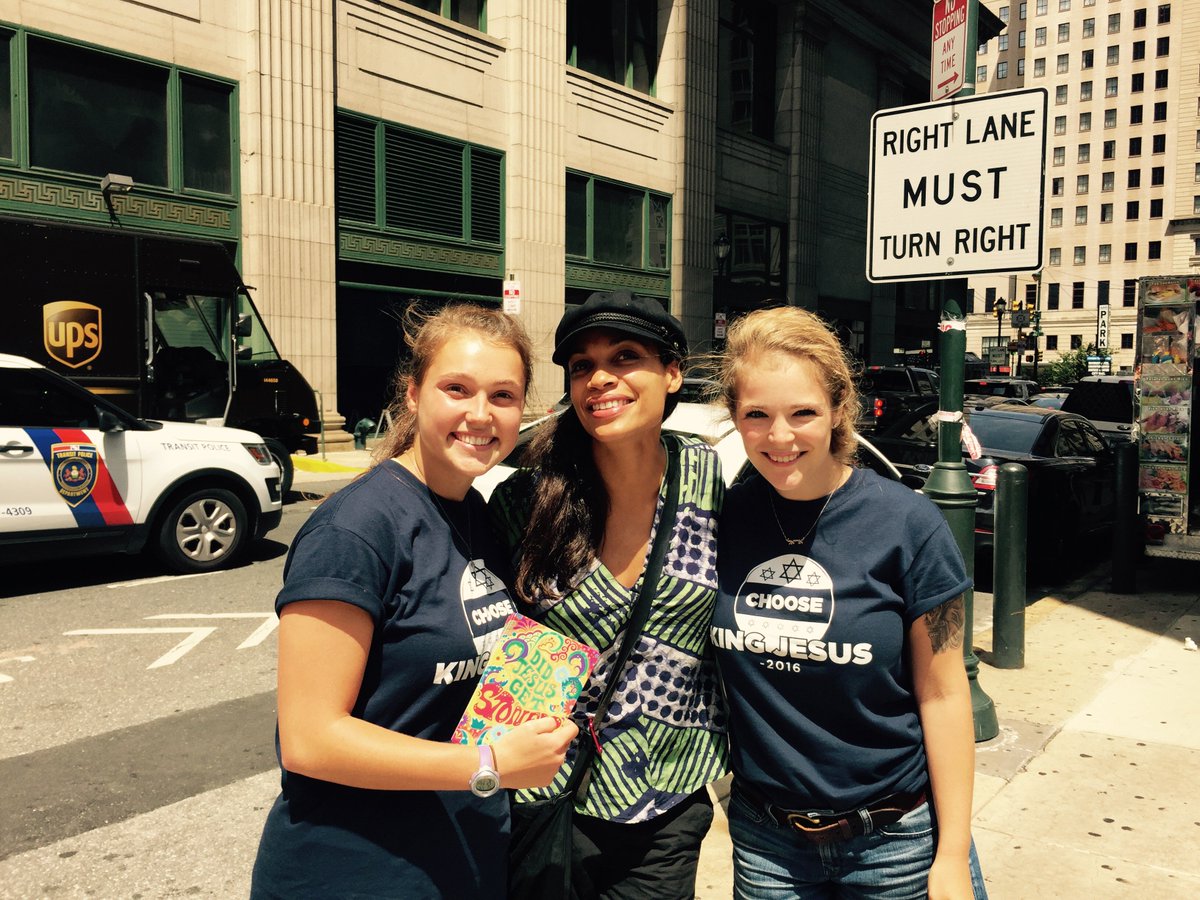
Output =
[
  {"x1": 106, "y1": 572, "x2": 213, "y2": 589},
  {"x1": 0, "y1": 655, "x2": 35, "y2": 684},
  {"x1": 146, "y1": 613, "x2": 278, "y2": 648},
  {"x1": 63, "y1": 627, "x2": 217, "y2": 669}
]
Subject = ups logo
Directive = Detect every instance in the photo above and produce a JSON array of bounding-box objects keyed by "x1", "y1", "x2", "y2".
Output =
[{"x1": 43, "y1": 301, "x2": 102, "y2": 369}]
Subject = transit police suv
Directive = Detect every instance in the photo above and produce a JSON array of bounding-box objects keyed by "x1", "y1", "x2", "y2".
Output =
[{"x1": 0, "y1": 353, "x2": 282, "y2": 573}]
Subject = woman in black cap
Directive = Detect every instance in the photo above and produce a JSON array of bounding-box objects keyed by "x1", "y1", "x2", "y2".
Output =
[{"x1": 489, "y1": 290, "x2": 728, "y2": 898}]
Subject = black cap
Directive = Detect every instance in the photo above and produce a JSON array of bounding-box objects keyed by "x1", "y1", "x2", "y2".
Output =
[{"x1": 552, "y1": 291, "x2": 688, "y2": 365}]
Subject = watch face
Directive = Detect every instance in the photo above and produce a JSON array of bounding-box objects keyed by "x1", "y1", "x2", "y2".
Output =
[{"x1": 471, "y1": 773, "x2": 500, "y2": 797}]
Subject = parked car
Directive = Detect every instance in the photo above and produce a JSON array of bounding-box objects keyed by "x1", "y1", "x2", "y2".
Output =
[
  {"x1": 1059, "y1": 375, "x2": 1136, "y2": 443},
  {"x1": 1029, "y1": 389, "x2": 1072, "y2": 410},
  {"x1": 871, "y1": 400, "x2": 1116, "y2": 565},
  {"x1": 963, "y1": 377, "x2": 1041, "y2": 401},
  {"x1": 857, "y1": 365, "x2": 940, "y2": 433},
  {"x1": 0, "y1": 353, "x2": 283, "y2": 573}
]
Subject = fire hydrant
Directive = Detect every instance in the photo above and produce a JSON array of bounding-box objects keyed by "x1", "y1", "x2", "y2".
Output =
[{"x1": 353, "y1": 417, "x2": 376, "y2": 449}]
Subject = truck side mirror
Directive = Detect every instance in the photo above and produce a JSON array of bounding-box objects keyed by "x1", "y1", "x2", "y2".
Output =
[
  {"x1": 98, "y1": 409, "x2": 126, "y2": 433},
  {"x1": 235, "y1": 313, "x2": 253, "y2": 338},
  {"x1": 237, "y1": 346, "x2": 254, "y2": 361}
]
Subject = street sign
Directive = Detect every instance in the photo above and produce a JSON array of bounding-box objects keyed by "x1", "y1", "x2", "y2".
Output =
[
  {"x1": 931, "y1": 0, "x2": 970, "y2": 101},
  {"x1": 987, "y1": 348, "x2": 1007, "y2": 366},
  {"x1": 1097, "y1": 302, "x2": 1110, "y2": 349},
  {"x1": 867, "y1": 87, "x2": 1048, "y2": 283},
  {"x1": 502, "y1": 279, "x2": 521, "y2": 314},
  {"x1": 714, "y1": 311, "x2": 727, "y2": 339}
]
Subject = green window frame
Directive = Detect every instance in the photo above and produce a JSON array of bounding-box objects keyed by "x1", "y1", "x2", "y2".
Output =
[
  {"x1": 566, "y1": 171, "x2": 670, "y2": 271},
  {"x1": 402, "y1": 0, "x2": 486, "y2": 32},
  {"x1": 567, "y1": 0, "x2": 658, "y2": 95},
  {"x1": 0, "y1": 26, "x2": 236, "y2": 198},
  {"x1": 334, "y1": 110, "x2": 503, "y2": 247}
]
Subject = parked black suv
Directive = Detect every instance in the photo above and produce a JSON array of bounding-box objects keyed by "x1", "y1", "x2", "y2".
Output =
[{"x1": 1059, "y1": 376, "x2": 1136, "y2": 443}]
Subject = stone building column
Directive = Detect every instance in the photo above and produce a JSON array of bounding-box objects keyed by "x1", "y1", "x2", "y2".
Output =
[
  {"x1": 787, "y1": 4, "x2": 829, "y2": 312},
  {"x1": 489, "y1": 3, "x2": 570, "y2": 412},
  {"x1": 240, "y1": 0, "x2": 349, "y2": 447}
]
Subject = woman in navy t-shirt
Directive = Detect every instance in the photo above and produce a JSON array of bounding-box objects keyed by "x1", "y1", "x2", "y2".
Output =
[
  {"x1": 250, "y1": 305, "x2": 577, "y2": 899},
  {"x1": 711, "y1": 307, "x2": 987, "y2": 900}
]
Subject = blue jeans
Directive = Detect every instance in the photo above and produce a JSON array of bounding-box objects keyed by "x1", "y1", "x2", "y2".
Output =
[{"x1": 728, "y1": 781, "x2": 988, "y2": 899}]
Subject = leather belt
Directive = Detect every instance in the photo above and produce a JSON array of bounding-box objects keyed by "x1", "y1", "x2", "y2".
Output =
[{"x1": 736, "y1": 780, "x2": 927, "y2": 845}]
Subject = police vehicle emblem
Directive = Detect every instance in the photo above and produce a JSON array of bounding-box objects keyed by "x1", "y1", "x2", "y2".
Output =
[{"x1": 51, "y1": 443, "x2": 99, "y2": 507}]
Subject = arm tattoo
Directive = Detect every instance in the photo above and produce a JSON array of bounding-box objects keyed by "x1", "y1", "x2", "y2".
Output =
[{"x1": 923, "y1": 596, "x2": 965, "y2": 653}]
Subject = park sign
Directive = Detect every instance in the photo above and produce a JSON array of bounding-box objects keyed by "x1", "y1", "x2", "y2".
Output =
[{"x1": 866, "y1": 87, "x2": 1047, "y2": 283}]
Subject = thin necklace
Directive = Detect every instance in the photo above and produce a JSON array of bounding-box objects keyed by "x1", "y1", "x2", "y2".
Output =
[
  {"x1": 395, "y1": 452, "x2": 474, "y2": 557},
  {"x1": 768, "y1": 483, "x2": 839, "y2": 547}
]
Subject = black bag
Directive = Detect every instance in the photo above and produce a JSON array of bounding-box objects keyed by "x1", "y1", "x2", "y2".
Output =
[{"x1": 506, "y1": 438, "x2": 683, "y2": 900}]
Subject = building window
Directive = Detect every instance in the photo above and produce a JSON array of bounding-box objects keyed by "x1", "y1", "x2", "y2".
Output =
[
  {"x1": 567, "y1": 172, "x2": 673, "y2": 270},
  {"x1": 1079, "y1": 113, "x2": 1091, "y2": 132},
  {"x1": 1034, "y1": 58, "x2": 1046, "y2": 77},
  {"x1": 1081, "y1": 49, "x2": 1095, "y2": 70},
  {"x1": 1127, "y1": 199, "x2": 1140, "y2": 218},
  {"x1": 1052, "y1": 177, "x2": 1064, "y2": 196},
  {"x1": 1035, "y1": 26, "x2": 1047, "y2": 46},
  {"x1": 1074, "y1": 246, "x2": 1086, "y2": 265},
  {"x1": 1153, "y1": 101, "x2": 1167, "y2": 121},
  {"x1": 1155, "y1": 70, "x2": 1169, "y2": 91},
  {"x1": 1048, "y1": 282, "x2": 1061, "y2": 308},
  {"x1": 1050, "y1": 207, "x2": 1063, "y2": 227},
  {"x1": 1123, "y1": 279, "x2": 1137, "y2": 306},
  {"x1": 568, "y1": 0, "x2": 658, "y2": 95},
  {"x1": 716, "y1": 2, "x2": 778, "y2": 139},
  {"x1": 1102, "y1": 140, "x2": 1115, "y2": 160},
  {"x1": 1107, "y1": 13, "x2": 1120, "y2": 32},
  {"x1": 1156, "y1": 36, "x2": 1169, "y2": 56},
  {"x1": 1046, "y1": 334, "x2": 1059, "y2": 350},
  {"x1": 1080, "y1": 81, "x2": 1093, "y2": 101},
  {"x1": 1105, "y1": 77, "x2": 1118, "y2": 98},
  {"x1": 1134, "y1": 8, "x2": 1147, "y2": 28},
  {"x1": 1070, "y1": 334, "x2": 1082, "y2": 350},
  {"x1": 1049, "y1": 248, "x2": 1062, "y2": 268},
  {"x1": 1150, "y1": 166, "x2": 1164, "y2": 186},
  {"x1": 1101, "y1": 172, "x2": 1114, "y2": 192},
  {"x1": 978, "y1": 41, "x2": 988, "y2": 55},
  {"x1": 1058, "y1": 23, "x2": 1070, "y2": 42},
  {"x1": 1056, "y1": 85, "x2": 1068, "y2": 104},
  {"x1": 1103, "y1": 108, "x2": 1117, "y2": 128},
  {"x1": 1148, "y1": 240, "x2": 1161, "y2": 260},
  {"x1": 997, "y1": 61, "x2": 1009, "y2": 79},
  {"x1": 1149, "y1": 198, "x2": 1163, "y2": 218},
  {"x1": 1057, "y1": 54, "x2": 1069, "y2": 74},
  {"x1": 1099, "y1": 243, "x2": 1111, "y2": 262},
  {"x1": 999, "y1": 34, "x2": 1009, "y2": 52},
  {"x1": 1120, "y1": 333, "x2": 1133, "y2": 350},
  {"x1": 1020, "y1": 2, "x2": 1028, "y2": 19},
  {"x1": 977, "y1": 65, "x2": 988, "y2": 83},
  {"x1": 1054, "y1": 115, "x2": 1067, "y2": 135},
  {"x1": 1072, "y1": 281, "x2": 1085, "y2": 306},
  {"x1": 1018, "y1": 58, "x2": 1026, "y2": 76},
  {"x1": 1075, "y1": 206, "x2": 1088, "y2": 225},
  {"x1": 1106, "y1": 45, "x2": 1119, "y2": 65},
  {"x1": 1078, "y1": 143, "x2": 1091, "y2": 162},
  {"x1": 1130, "y1": 105, "x2": 1143, "y2": 125},
  {"x1": 1053, "y1": 146, "x2": 1066, "y2": 165},
  {"x1": 1124, "y1": 242, "x2": 1137, "y2": 261},
  {"x1": 1152, "y1": 134, "x2": 1166, "y2": 154},
  {"x1": 1100, "y1": 202, "x2": 1113, "y2": 221},
  {"x1": 1037, "y1": 0, "x2": 1046, "y2": 14},
  {"x1": 999, "y1": 5, "x2": 1010, "y2": 21},
  {"x1": 1082, "y1": 17, "x2": 1095, "y2": 37},
  {"x1": 1158, "y1": 4, "x2": 1170, "y2": 25},
  {"x1": 1132, "y1": 41, "x2": 1146, "y2": 61},
  {"x1": 1131, "y1": 72, "x2": 1145, "y2": 92},
  {"x1": 1195, "y1": 163, "x2": 1200, "y2": 182},
  {"x1": 1076, "y1": 174, "x2": 1089, "y2": 194},
  {"x1": 1194, "y1": 196, "x2": 1200, "y2": 215},
  {"x1": 1019, "y1": 30, "x2": 1027, "y2": 48},
  {"x1": 1129, "y1": 136, "x2": 1142, "y2": 156}
]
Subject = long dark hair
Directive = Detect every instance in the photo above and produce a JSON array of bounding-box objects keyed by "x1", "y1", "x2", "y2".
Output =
[
  {"x1": 373, "y1": 303, "x2": 533, "y2": 464},
  {"x1": 515, "y1": 342, "x2": 682, "y2": 602}
]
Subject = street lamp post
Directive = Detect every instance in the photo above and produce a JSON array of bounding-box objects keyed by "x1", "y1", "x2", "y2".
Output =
[{"x1": 993, "y1": 298, "x2": 1007, "y2": 374}]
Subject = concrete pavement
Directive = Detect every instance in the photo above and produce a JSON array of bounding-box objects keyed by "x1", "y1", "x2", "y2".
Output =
[{"x1": 295, "y1": 453, "x2": 1200, "y2": 898}]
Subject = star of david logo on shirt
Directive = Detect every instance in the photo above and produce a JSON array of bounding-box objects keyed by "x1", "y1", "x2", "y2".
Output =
[
  {"x1": 469, "y1": 560, "x2": 496, "y2": 591},
  {"x1": 807, "y1": 571, "x2": 822, "y2": 585},
  {"x1": 780, "y1": 558, "x2": 805, "y2": 581},
  {"x1": 759, "y1": 566, "x2": 776, "y2": 580}
]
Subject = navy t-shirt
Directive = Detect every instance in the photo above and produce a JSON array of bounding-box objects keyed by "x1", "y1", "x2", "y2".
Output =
[
  {"x1": 251, "y1": 461, "x2": 518, "y2": 899},
  {"x1": 712, "y1": 467, "x2": 971, "y2": 811}
]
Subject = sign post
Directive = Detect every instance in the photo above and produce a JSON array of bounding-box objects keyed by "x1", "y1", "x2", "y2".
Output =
[{"x1": 866, "y1": 87, "x2": 1048, "y2": 283}]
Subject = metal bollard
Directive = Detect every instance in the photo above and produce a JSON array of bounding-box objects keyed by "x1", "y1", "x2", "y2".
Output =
[
  {"x1": 1111, "y1": 440, "x2": 1139, "y2": 594},
  {"x1": 992, "y1": 463, "x2": 1028, "y2": 669}
]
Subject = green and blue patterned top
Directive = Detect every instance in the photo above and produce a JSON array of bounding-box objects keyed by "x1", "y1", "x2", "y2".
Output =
[{"x1": 488, "y1": 434, "x2": 729, "y2": 824}]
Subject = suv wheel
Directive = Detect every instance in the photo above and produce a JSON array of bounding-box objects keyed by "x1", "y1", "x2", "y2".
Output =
[
  {"x1": 157, "y1": 488, "x2": 247, "y2": 573},
  {"x1": 264, "y1": 438, "x2": 294, "y2": 496}
]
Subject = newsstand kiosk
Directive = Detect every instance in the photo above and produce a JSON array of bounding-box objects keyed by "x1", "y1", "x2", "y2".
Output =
[{"x1": 1136, "y1": 276, "x2": 1200, "y2": 559}]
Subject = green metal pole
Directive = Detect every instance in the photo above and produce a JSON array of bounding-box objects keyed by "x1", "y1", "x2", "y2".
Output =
[
  {"x1": 1111, "y1": 441, "x2": 1139, "y2": 593},
  {"x1": 992, "y1": 463, "x2": 1027, "y2": 669},
  {"x1": 922, "y1": 299, "x2": 998, "y2": 741}
]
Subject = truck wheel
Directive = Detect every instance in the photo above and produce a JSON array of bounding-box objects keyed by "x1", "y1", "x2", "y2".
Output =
[
  {"x1": 157, "y1": 488, "x2": 247, "y2": 573},
  {"x1": 264, "y1": 438, "x2": 294, "y2": 496}
]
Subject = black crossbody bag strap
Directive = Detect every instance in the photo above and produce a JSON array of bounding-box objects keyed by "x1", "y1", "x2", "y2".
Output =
[{"x1": 567, "y1": 436, "x2": 682, "y2": 801}]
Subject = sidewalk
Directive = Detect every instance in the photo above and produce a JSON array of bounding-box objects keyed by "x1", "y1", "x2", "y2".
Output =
[
  {"x1": 292, "y1": 455, "x2": 1200, "y2": 897},
  {"x1": 696, "y1": 559, "x2": 1200, "y2": 899}
]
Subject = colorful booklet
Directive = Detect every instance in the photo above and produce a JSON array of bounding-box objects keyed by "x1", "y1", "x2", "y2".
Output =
[{"x1": 451, "y1": 613, "x2": 600, "y2": 746}]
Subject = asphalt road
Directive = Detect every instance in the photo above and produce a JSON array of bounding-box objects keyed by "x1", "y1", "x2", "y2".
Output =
[{"x1": 0, "y1": 485, "x2": 345, "y2": 899}]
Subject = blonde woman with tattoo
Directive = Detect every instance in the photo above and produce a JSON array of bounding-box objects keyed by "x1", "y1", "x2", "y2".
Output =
[{"x1": 710, "y1": 306, "x2": 987, "y2": 900}]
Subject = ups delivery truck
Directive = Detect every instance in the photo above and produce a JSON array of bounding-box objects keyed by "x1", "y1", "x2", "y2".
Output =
[{"x1": 4, "y1": 216, "x2": 320, "y2": 493}]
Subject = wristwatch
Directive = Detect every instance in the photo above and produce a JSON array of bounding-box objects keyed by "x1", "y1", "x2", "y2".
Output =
[{"x1": 469, "y1": 745, "x2": 501, "y2": 798}]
